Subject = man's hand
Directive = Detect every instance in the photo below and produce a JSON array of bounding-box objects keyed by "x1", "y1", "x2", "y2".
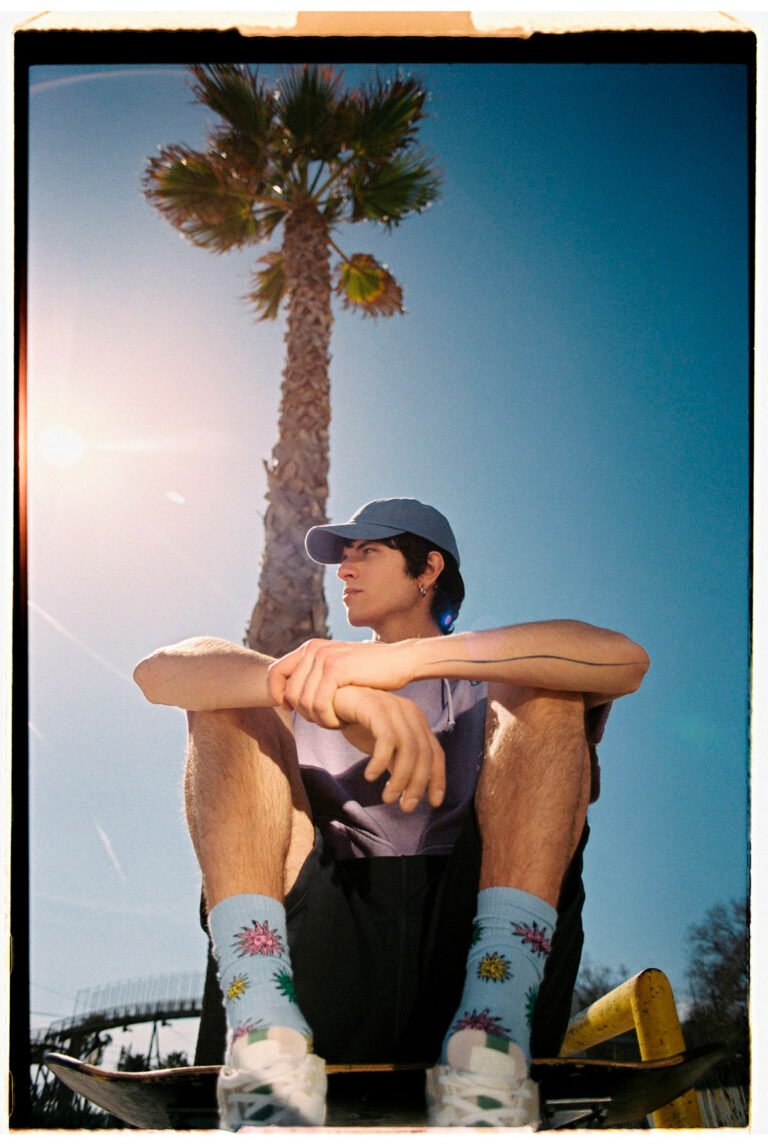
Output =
[
  {"x1": 269, "y1": 639, "x2": 414, "y2": 728},
  {"x1": 334, "y1": 685, "x2": 446, "y2": 812},
  {"x1": 270, "y1": 643, "x2": 444, "y2": 811}
]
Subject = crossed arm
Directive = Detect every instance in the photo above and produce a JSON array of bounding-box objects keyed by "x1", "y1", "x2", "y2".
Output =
[
  {"x1": 133, "y1": 637, "x2": 446, "y2": 808},
  {"x1": 268, "y1": 621, "x2": 650, "y2": 729},
  {"x1": 134, "y1": 621, "x2": 649, "y2": 812}
]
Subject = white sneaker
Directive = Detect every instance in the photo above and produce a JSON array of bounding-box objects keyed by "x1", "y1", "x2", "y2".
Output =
[
  {"x1": 217, "y1": 1026, "x2": 327, "y2": 1130},
  {"x1": 426, "y1": 1030, "x2": 539, "y2": 1128}
]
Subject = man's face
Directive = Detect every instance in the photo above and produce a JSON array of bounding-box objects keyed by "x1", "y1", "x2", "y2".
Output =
[{"x1": 336, "y1": 539, "x2": 422, "y2": 634}]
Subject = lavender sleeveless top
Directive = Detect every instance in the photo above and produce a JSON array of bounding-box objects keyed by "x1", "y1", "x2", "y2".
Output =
[
  {"x1": 293, "y1": 680, "x2": 611, "y2": 860},
  {"x1": 293, "y1": 678, "x2": 488, "y2": 859}
]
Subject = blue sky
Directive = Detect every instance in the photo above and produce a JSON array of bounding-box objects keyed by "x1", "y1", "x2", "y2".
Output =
[{"x1": 24, "y1": 57, "x2": 750, "y2": 1062}]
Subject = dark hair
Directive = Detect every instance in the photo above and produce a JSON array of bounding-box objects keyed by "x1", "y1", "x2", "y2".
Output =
[{"x1": 382, "y1": 532, "x2": 465, "y2": 634}]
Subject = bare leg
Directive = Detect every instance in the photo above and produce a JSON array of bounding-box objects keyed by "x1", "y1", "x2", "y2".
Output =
[
  {"x1": 184, "y1": 706, "x2": 315, "y2": 911},
  {"x1": 432, "y1": 684, "x2": 592, "y2": 1110},
  {"x1": 186, "y1": 706, "x2": 326, "y2": 1131},
  {"x1": 476, "y1": 684, "x2": 591, "y2": 906}
]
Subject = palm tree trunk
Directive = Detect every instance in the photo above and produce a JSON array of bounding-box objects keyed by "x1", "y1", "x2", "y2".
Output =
[{"x1": 245, "y1": 205, "x2": 332, "y2": 656}]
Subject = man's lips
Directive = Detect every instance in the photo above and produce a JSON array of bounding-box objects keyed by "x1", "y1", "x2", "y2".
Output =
[{"x1": 342, "y1": 588, "x2": 362, "y2": 601}]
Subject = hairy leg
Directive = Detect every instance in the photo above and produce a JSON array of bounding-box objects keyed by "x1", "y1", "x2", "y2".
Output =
[
  {"x1": 476, "y1": 685, "x2": 591, "y2": 906},
  {"x1": 185, "y1": 706, "x2": 315, "y2": 910},
  {"x1": 435, "y1": 686, "x2": 591, "y2": 1077}
]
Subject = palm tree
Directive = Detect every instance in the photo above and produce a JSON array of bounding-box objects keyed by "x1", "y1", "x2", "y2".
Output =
[{"x1": 144, "y1": 63, "x2": 440, "y2": 656}]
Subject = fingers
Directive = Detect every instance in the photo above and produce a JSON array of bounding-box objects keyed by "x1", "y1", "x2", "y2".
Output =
[
  {"x1": 388, "y1": 736, "x2": 446, "y2": 813},
  {"x1": 275, "y1": 646, "x2": 447, "y2": 812},
  {"x1": 363, "y1": 699, "x2": 446, "y2": 813},
  {"x1": 427, "y1": 745, "x2": 447, "y2": 809},
  {"x1": 273, "y1": 640, "x2": 342, "y2": 728},
  {"x1": 267, "y1": 647, "x2": 304, "y2": 706}
]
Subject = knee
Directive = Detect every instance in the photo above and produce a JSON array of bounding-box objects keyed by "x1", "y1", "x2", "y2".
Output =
[
  {"x1": 187, "y1": 705, "x2": 293, "y2": 762},
  {"x1": 518, "y1": 692, "x2": 588, "y2": 747},
  {"x1": 492, "y1": 685, "x2": 586, "y2": 729},
  {"x1": 186, "y1": 706, "x2": 270, "y2": 750},
  {"x1": 523, "y1": 688, "x2": 585, "y2": 717},
  {"x1": 186, "y1": 707, "x2": 241, "y2": 745},
  {"x1": 485, "y1": 690, "x2": 586, "y2": 769}
]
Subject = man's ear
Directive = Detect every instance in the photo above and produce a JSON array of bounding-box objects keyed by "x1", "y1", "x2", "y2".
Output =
[{"x1": 424, "y1": 549, "x2": 445, "y2": 589}]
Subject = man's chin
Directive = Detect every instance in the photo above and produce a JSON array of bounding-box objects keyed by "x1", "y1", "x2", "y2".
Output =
[{"x1": 343, "y1": 604, "x2": 368, "y2": 628}]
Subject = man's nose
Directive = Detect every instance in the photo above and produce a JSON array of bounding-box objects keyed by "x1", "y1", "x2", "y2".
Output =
[{"x1": 337, "y1": 558, "x2": 356, "y2": 581}]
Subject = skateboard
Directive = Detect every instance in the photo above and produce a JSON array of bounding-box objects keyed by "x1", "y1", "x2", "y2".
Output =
[{"x1": 44, "y1": 1043, "x2": 724, "y2": 1130}]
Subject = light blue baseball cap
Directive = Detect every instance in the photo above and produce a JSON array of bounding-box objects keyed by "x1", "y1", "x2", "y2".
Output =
[{"x1": 305, "y1": 497, "x2": 460, "y2": 567}]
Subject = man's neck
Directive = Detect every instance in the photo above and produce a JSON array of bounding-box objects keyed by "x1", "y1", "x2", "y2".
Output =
[{"x1": 372, "y1": 617, "x2": 443, "y2": 644}]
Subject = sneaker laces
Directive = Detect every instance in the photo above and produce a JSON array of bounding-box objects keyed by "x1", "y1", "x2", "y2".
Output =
[
  {"x1": 432, "y1": 1065, "x2": 539, "y2": 1128},
  {"x1": 219, "y1": 1048, "x2": 324, "y2": 1128}
]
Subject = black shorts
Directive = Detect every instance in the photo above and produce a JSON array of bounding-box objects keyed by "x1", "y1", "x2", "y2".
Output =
[{"x1": 195, "y1": 814, "x2": 588, "y2": 1066}]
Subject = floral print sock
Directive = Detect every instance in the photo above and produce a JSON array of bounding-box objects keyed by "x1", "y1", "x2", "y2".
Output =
[
  {"x1": 208, "y1": 893, "x2": 311, "y2": 1052},
  {"x1": 441, "y1": 886, "x2": 557, "y2": 1066}
]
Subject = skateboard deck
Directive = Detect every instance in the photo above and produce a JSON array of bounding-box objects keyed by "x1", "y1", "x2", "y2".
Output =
[{"x1": 44, "y1": 1044, "x2": 725, "y2": 1130}]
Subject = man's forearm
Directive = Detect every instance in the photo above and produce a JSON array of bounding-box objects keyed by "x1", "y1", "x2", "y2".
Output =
[
  {"x1": 134, "y1": 637, "x2": 276, "y2": 711},
  {"x1": 269, "y1": 621, "x2": 649, "y2": 728},
  {"x1": 405, "y1": 620, "x2": 649, "y2": 700}
]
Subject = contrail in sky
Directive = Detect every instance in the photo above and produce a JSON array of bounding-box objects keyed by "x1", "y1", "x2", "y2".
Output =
[
  {"x1": 28, "y1": 602, "x2": 133, "y2": 685},
  {"x1": 29, "y1": 67, "x2": 186, "y2": 95},
  {"x1": 34, "y1": 890, "x2": 186, "y2": 922},
  {"x1": 28, "y1": 722, "x2": 50, "y2": 745},
  {"x1": 93, "y1": 818, "x2": 127, "y2": 883}
]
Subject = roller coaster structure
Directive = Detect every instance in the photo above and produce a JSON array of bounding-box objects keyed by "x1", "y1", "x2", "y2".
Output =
[{"x1": 29, "y1": 971, "x2": 205, "y2": 1127}]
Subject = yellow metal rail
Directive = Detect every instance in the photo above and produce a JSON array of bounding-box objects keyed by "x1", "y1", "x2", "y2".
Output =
[{"x1": 560, "y1": 967, "x2": 702, "y2": 1128}]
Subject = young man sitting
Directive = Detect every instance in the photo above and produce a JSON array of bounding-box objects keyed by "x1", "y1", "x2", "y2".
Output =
[{"x1": 134, "y1": 497, "x2": 649, "y2": 1130}]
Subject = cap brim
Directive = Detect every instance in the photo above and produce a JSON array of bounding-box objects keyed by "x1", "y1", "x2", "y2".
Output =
[{"x1": 305, "y1": 522, "x2": 404, "y2": 564}]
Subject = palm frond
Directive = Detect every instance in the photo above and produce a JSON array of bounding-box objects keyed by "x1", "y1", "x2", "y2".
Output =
[
  {"x1": 322, "y1": 194, "x2": 346, "y2": 226},
  {"x1": 277, "y1": 65, "x2": 346, "y2": 163},
  {"x1": 144, "y1": 145, "x2": 273, "y2": 251},
  {"x1": 190, "y1": 64, "x2": 275, "y2": 146},
  {"x1": 207, "y1": 127, "x2": 271, "y2": 190},
  {"x1": 188, "y1": 65, "x2": 280, "y2": 195},
  {"x1": 144, "y1": 146, "x2": 220, "y2": 220},
  {"x1": 259, "y1": 206, "x2": 287, "y2": 240},
  {"x1": 182, "y1": 213, "x2": 264, "y2": 252},
  {"x1": 246, "y1": 251, "x2": 287, "y2": 321},
  {"x1": 348, "y1": 152, "x2": 441, "y2": 226},
  {"x1": 347, "y1": 74, "x2": 429, "y2": 159},
  {"x1": 335, "y1": 253, "x2": 404, "y2": 318}
]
